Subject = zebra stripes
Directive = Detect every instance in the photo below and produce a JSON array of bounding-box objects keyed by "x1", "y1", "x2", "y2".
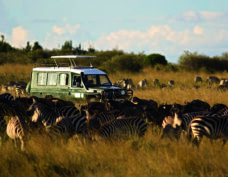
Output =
[
  {"x1": 96, "y1": 118, "x2": 148, "y2": 138},
  {"x1": 0, "y1": 93, "x2": 14, "y2": 101},
  {"x1": 55, "y1": 106, "x2": 80, "y2": 118},
  {"x1": 27, "y1": 101, "x2": 59, "y2": 128},
  {"x1": 46, "y1": 117, "x2": 75, "y2": 142},
  {"x1": 161, "y1": 111, "x2": 212, "y2": 140},
  {"x1": 6, "y1": 115, "x2": 29, "y2": 151},
  {"x1": 188, "y1": 115, "x2": 228, "y2": 146}
]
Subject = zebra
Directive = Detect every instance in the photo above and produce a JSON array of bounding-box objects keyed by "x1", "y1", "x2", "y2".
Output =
[
  {"x1": 6, "y1": 115, "x2": 29, "y2": 151},
  {"x1": 136, "y1": 79, "x2": 148, "y2": 89},
  {"x1": 0, "y1": 92, "x2": 14, "y2": 101},
  {"x1": 86, "y1": 112, "x2": 116, "y2": 139},
  {"x1": 207, "y1": 76, "x2": 220, "y2": 85},
  {"x1": 86, "y1": 110, "x2": 147, "y2": 139},
  {"x1": 96, "y1": 118, "x2": 148, "y2": 138},
  {"x1": 188, "y1": 115, "x2": 228, "y2": 147},
  {"x1": 27, "y1": 98, "x2": 59, "y2": 128},
  {"x1": 46, "y1": 112, "x2": 88, "y2": 139},
  {"x1": 168, "y1": 80, "x2": 175, "y2": 87},
  {"x1": 55, "y1": 106, "x2": 80, "y2": 118},
  {"x1": 45, "y1": 117, "x2": 75, "y2": 143},
  {"x1": 194, "y1": 76, "x2": 203, "y2": 84},
  {"x1": 161, "y1": 111, "x2": 213, "y2": 140}
]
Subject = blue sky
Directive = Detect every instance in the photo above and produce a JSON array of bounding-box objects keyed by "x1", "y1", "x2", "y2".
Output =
[{"x1": 1, "y1": 0, "x2": 228, "y2": 63}]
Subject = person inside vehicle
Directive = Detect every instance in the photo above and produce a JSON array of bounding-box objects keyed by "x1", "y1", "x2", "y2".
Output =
[{"x1": 73, "y1": 76, "x2": 82, "y2": 87}]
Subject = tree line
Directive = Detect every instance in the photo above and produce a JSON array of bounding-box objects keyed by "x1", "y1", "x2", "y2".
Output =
[{"x1": 0, "y1": 35, "x2": 228, "y2": 73}]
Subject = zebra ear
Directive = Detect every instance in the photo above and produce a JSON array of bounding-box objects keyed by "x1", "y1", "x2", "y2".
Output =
[{"x1": 173, "y1": 112, "x2": 182, "y2": 128}]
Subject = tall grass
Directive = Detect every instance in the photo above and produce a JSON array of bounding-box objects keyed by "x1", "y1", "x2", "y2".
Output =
[
  {"x1": 1, "y1": 64, "x2": 228, "y2": 177},
  {"x1": 0, "y1": 63, "x2": 33, "y2": 84}
]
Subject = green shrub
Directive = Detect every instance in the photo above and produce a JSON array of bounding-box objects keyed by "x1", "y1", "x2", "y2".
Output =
[
  {"x1": 100, "y1": 54, "x2": 144, "y2": 73},
  {"x1": 143, "y1": 53, "x2": 168, "y2": 67}
]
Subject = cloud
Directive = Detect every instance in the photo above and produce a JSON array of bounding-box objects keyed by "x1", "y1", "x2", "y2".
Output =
[
  {"x1": 52, "y1": 24, "x2": 80, "y2": 35},
  {"x1": 193, "y1": 26, "x2": 203, "y2": 35},
  {"x1": 182, "y1": 11, "x2": 199, "y2": 22},
  {"x1": 53, "y1": 26, "x2": 65, "y2": 35},
  {"x1": 95, "y1": 25, "x2": 192, "y2": 51},
  {"x1": 11, "y1": 26, "x2": 29, "y2": 48},
  {"x1": 94, "y1": 24, "x2": 228, "y2": 62},
  {"x1": 173, "y1": 10, "x2": 228, "y2": 23},
  {"x1": 199, "y1": 11, "x2": 224, "y2": 20}
]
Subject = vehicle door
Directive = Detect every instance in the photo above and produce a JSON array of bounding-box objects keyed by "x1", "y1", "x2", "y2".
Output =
[{"x1": 70, "y1": 74, "x2": 85, "y2": 99}]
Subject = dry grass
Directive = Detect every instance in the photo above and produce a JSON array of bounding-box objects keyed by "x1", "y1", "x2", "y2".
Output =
[{"x1": 1, "y1": 64, "x2": 228, "y2": 177}]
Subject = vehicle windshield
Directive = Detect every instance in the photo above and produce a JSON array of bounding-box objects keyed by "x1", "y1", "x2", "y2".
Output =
[{"x1": 82, "y1": 74, "x2": 112, "y2": 87}]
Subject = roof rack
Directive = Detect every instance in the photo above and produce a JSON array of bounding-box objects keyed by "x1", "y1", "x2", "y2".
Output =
[{"x1": 50, "y1": 55, "x2": 96, "y2": 68}]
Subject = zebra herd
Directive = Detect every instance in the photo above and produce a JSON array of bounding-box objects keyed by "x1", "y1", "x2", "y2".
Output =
[
  {"x1": 1, "y1": 92, "x2": 228, "y2": 151},
  {"x1": 0, "y1": 93, "x2": 148, "y2": 151},
  {"x1": 161, "y1": 103, "x2": 228, "y2": 146}
]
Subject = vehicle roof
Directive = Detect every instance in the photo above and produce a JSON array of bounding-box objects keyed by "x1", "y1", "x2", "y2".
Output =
[{"x1": 32, "y1": 66, "x2": 106, "y2": 75}]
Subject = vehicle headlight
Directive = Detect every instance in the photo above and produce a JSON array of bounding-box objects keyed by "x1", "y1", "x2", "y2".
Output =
[{"x1": 120, "y1": 90, "x2": 125, "y2": 95}]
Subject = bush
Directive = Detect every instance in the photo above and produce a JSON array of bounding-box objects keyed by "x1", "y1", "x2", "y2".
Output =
[
  {"x1": 100, "y1": 54, "x2": 144, "y2": 73},
  {"x1": 143, "y1": 53, "x2": 167, "y2": 67},
  {"x1": 178, "y1": 51, "x2": 228, "y2": 72}
]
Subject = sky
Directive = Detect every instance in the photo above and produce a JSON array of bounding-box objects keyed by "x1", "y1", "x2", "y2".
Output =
[{"x1": 0, "y1": 0, "x2": 228, "y2": 63}]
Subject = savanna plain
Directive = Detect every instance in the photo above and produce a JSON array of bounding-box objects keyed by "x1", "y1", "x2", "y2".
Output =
[{"x1": 0, "y1": 64, "x2": 228, "y2": 177}]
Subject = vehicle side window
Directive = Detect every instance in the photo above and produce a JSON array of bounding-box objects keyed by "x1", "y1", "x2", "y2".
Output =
[
  {"x1": 47, "y1": 73, "x2": 57, "y2": 86},
  {"x1": 60, "y1": 74, "x2": 69, "y2": 86},
  {"x1": 87, "y1": 75, "x2": 96, "y2": 85},
  {"x1": 72, "y1": 75, "x2": 82, "y2": 87},
  {"x1": 37, "y1": 73, "x2": 47, "y2": 85}
]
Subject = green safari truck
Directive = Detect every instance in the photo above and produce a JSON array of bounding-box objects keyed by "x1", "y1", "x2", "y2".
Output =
[{"x1": 26, "y1": 55, "x2": 133, "y2": 102}]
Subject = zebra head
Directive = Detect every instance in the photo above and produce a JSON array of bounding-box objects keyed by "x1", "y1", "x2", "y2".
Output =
[
  {"x1": 161, "y1": 113, "x2": 182, "y2": 140},
  {"x1": 27, "y1": 97, "x2": 42, "y2": 122}
]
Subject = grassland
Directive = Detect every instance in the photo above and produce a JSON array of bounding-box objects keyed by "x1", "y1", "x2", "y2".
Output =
[{"x1": 0, "y1": 64, "x2": 228, "y2": 177}]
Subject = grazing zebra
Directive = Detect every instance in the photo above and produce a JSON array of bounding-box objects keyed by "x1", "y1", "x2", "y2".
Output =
[
  {"x1": 194, "y1": 76, "x2": 203, "y2": 84},
  {"x1": 55, "y1": 106, "x2": 80, "y2": 118},
  {"x1": 188, "y1": 115, "x2": 228, "y2": 146},
  {"x1": 50, "y1": 113, "x2": 87, "y2": 142},
  {"x1": 27, "y1": 99, "x2": 59, "y2": 128},
  {"x1": 87, "y1": 112, "x2": 116, "y2": 129},
  {"x1": 69, "y1": 113, "x2": 87, "y2": 134},
  {"x1": 136, "y1": 79, "x2": 148, "y2": 89},
  {"x1": 207, "y1": 76, "x2": 220, "y2": 85},
  {"x1": 6, "y1": 115, "x2": 29, "y2": 151},
  {"x1": 96, "y1": 118, "x2": 148, "y2": 138},
  {"x1": 161, "y1": 111, "x2": 212, "y2": 140},
  {"x1": 0, "y1": 92, "x2": 14, "y2": 101},
  {"x1": 168, "y1": 80, "x2": 175, "y2": 87},
  {"x1": 46, "y1": 117, "x2": 75, "y2": 143}
]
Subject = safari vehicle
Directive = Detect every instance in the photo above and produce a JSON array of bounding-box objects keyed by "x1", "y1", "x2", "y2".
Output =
[{"x1": 26, "y1": 55, "x2": 133, "y2": 102}]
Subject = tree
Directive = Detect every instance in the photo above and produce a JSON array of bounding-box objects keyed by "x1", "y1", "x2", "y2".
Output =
[
  {"x1": 0, "y1": 35, "x2": 13, "y2": 53},
  {"x1": 101, "y1": 53, "x2": 143, "y2": 73},
  {"x1": 143, "y1": 53, "x2": 167, "y2": 67},
  {"x1": 24, "y1": 41, "x2": 32, "y2": 52},
  {"x1": 1, "y1": 35, "x2": 4, "y2": 42},
  {"x1": 32, "y1": 41, "x2": 43, "y2": 51},
  {"x1": 61, "y1": 40, "x2": 73, "y2": 51}
]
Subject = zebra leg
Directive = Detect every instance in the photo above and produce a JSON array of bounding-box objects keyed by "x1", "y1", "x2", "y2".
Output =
[
  {"x1": 187, "y1": 126, "x2": 192, "y2": 144},
  {"x1": 20, "y1": 137, "x2": 27, "y2": 151},
  {"x1": 14, "y1": 138, "x2": 21, "y2": 150},
  {"x1": 192, "y1": 136, "x2": 201, "y2": 148}
]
